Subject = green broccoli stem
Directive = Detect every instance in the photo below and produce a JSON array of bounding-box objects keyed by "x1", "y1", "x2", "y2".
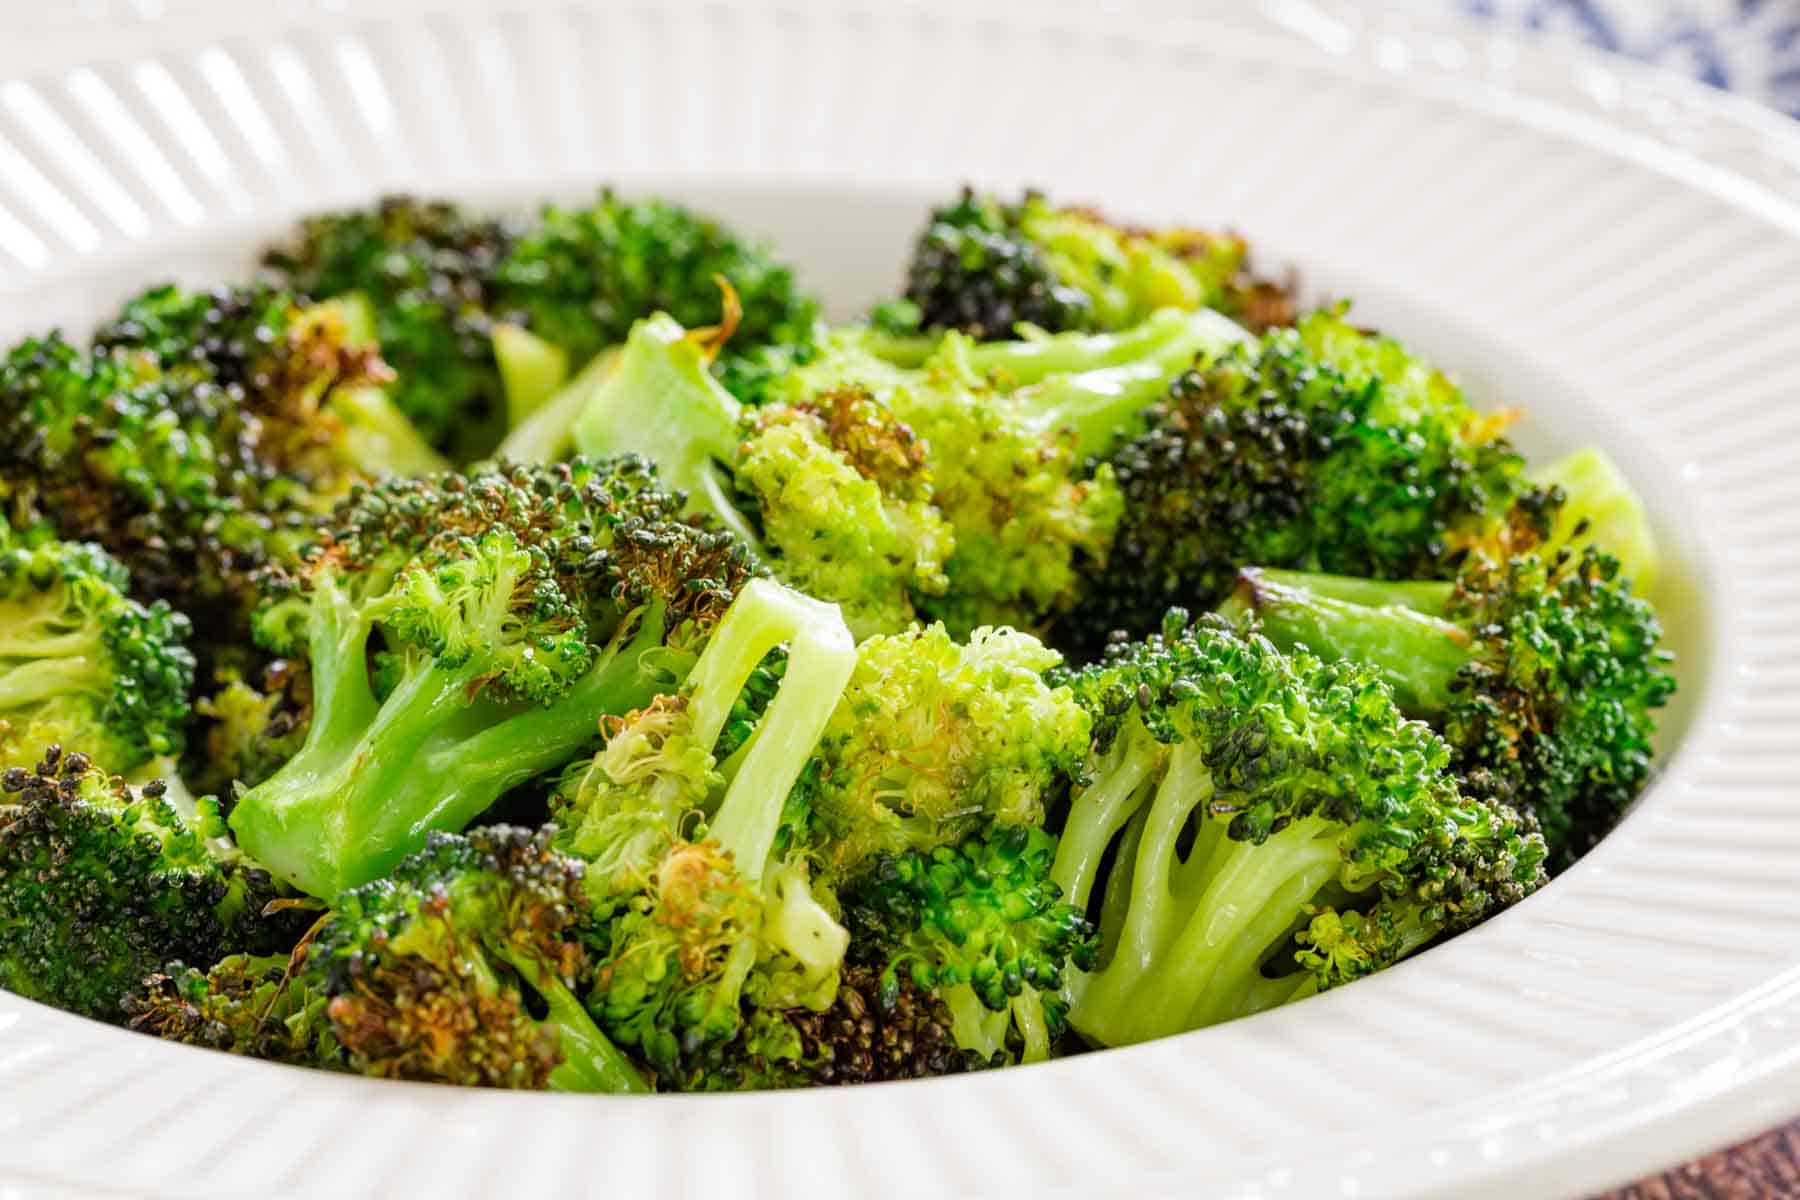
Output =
[
  {"x1": 1049, "y1": 720, "x2": 1168, "y2": 911},
  {"x1": 1223, "y1": 568, "x2": 1466, "y2": 715},
  {"x1": 570, "y1": 314, "x2": 760, "y2": 549},
  {"x1": 939, "y1": 307, "x2": 1251, "y2": 458},
  {"x1": 231, "y1": 602, "x2": 676, "y2": 898},
  {"x1": 503, "y1": 951, "x2": 648, "y2": 1094},
  {"x1": 494, "y1": 346, "x2": 618, "y2": 465},
  {"x1": 689, "y1": 579, "x2": 856, "y2": 884},
  {"x1": 1069, "y1": 741, "x2": 1346, "y2": 1046}
]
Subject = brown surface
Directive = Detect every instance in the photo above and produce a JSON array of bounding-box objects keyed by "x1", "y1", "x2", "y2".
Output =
[{"x1": 1593, "y1": 1120, "x2": 1800, "y2": 1199}]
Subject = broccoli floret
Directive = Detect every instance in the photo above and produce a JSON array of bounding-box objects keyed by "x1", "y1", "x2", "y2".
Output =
[
  {"x1": 0, "y1": 531, "x2": 194, "y2": 775},
  {"x1": 301, "y1": 825, "x2": 647, "y2": 1091},
  {"x1": 263, "y1": 192, "x2": 822, "y2": 458},
  {"x1": 1061, "y1": 306, "x2": 1524, "y2": 656},
  {"x1": 806, "y1": 623, "x2": 1091, "y2": 882},
  {"x1": 124, "y1": 951, "x2": 336, "y2": 1067},
  {"x1": 261, "y1": 196, "x2": 521, "y2": 458},
  {"x1": 227, "y1": 456, "x2": 755, "y2": 898},
  {"x1": 555, "y1": 579, "x2": 859, "y2": 1083},
  {"x1": 0, "y1": 745, "x2": 305, "y2": 1020},
  {"x1": 1, "y1": 286, "x2": 442, "y2": 641},
  {"x1": 843, "y1": 825, "x2": 1097, "y2": 1065},
  {"x1": 901, "y1": 188, "x2": 1293, "y2": 339},
  {"x1": 1048, "y1": 616, "x2": 1547, "y2": 1047},
  {"x1": 735, "y1": 386, "x2": 953, "y2": 638},
  {"x1": 495, "y1": 191, "x2": 820, "y2": 386},
  {"x1": 1224, "y1": 499, "x2": 1676, "y2": 867},
  {"x1": 573, "y1": 307, "x2": 1244, "y2": 636}
]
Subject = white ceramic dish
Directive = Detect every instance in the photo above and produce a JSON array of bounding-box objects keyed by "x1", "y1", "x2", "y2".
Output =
[{"x1": 1, "y1": 2, "x2": 1798, "y2": 1197}]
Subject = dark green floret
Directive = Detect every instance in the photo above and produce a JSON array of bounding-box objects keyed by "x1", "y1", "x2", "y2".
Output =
[
  {"x1": 0, "y1": 745, "x2": 304, "y2": 1021},
  {"x1": 843, "y1": 825, "x2": 1097, "y2": 1064},
  {"x1": 1061, "y1": 306, "x2": 1524, "y2": 656},
  {"x1": 901, "y1": 188, "x2": 1294, "y2": 339},
  {"x1": 125, "y1": 952, "x2": 337, "y2": 1067},
  {"x1": 1049, "y1": 616, "x2": 1547, "y2": 1047}
]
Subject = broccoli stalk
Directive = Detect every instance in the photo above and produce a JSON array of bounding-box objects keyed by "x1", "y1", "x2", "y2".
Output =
[
  {"x1": 565, "y1": 579, "x2": 859, "y2": 1081},
  {"x1": 1049, "y1": 617, "x2": 1547, "y2": 1047},
  {"x1": 228, "y1": 458, "x2": 754, "y2": 898}
]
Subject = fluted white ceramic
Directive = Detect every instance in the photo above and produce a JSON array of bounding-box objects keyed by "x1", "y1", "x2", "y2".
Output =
[{"x1": 1, "y1": 2, "x2": 1798, "y2": 1197}]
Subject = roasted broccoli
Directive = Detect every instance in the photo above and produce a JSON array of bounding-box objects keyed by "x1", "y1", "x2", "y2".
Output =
[
  {"x1": 125, "y1": 951, "x2": 335, "y2": 1067},
  {"x1": 1049, "y1": 616, "x2": 1547, "y2": 1047},
  {"x1": 0, "y1": 745, "x2": 303, "y2": 1020},
  {"x1": 263, "y1": 191, "x2": 820, "y2": 458},
  {"x1": 0, "y1": 530, "x2": 194, "y2": 775},
  {"x1": 0, "y1": 285, "x2": 440, "y2": 639},
  {"x1": 899, "y1": 188, "x2": 1294, "y2": 339},
  {"x1": 227, "y1": 456, "x2": 754, "y2": 898},
  {"x1": 573, "y1": 306, "x2": 1244, "y2": 635},
  {"x1": 804, "y1": 623, "x2": 1091, "y2": 882},
  {"x1": 843, "y1": 825, "x2": 1096, "y2": 1065},
  {"x1": 302, "y1": 825, "x2": 646, "y2": 1091},
  {"x1": 1223, "y1": 495, "x2": 1675, "y2": 866},
  {"x1": 1059, "y1": 306, "x2": 1524, "y2": 655},
  {"x1": 555, "y1": 578, "x2": 858, "y2": 1084}
]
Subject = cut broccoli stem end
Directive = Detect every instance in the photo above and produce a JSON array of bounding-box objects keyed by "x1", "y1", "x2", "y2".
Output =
[{"x1": 1227, "y1": 569, "x2": 1468, "y2": 716}]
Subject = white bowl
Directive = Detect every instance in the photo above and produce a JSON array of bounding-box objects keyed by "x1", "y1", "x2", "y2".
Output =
[{"x1": 2, "y1": 2, "x2": 1798, "y2": 1197}]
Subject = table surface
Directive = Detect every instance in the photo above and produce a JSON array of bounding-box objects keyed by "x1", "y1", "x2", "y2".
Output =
[{"x1": 1595, "y1": 1118, "x2": 1800, "y2": 1198}]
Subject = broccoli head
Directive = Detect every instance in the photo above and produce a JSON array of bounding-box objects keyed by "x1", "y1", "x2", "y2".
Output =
[
  {"x1": 806, "y1": 623, "x2": 1091, "y2": 882},
  {"x1": 0, "y1": 531, "x2": 194, "y2": 775},
  {"x1": 260, "y1": 195, "x2": 521, "y2": 457},
  {"x1": 1226, "y1": 493, "x2": 1676, "y2": 867},
  {"x1": 843, "y1": 825, "x2": 1097, "y2": 1065},
  {"x1": 1061, "y1": 306, "x2": 1524, "y2": 655},
  {"x1": 901, "y1": 188, "x2": 1293, "y2": 339},
  {"x1": 301, "y1": 825, "x2": 646, "y2": 1091},
  {"x1": 0, "y1": 745, "x2": 304, "y2": 1020},
  {"x1": 1049, "y1": 616, "x2": 1547, "y2": 1047},
  {"x1": 1, "y1": 286, "x2": 440, "y2": 640},
  {"x1": 227, "y1": 456, "x2": 755, "y2": 898}
]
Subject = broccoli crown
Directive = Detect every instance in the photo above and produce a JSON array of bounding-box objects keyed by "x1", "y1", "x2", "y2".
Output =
[
  {"x1": 1067, "y1": 307, "x2": 1523, "y2": 654},
  {"x1": 843, "y1": 825, "x2": 1097, "y2": 1064},
  {"x1": 302, "y1": 825, "x2": 645, "y2": 1092},
  {"x1": 735, "y1": 384, "x2": 953, "y2": 638},
  {"x1": 1445, "y1": 543, "x2": 1675, "y2": 861},
  {"x1": 229, "y1": 456, "x2": 755, "y2": 898},
  {"x1": 0, "y1": 745, "x2": 302, "y2": 1020},
  {"x1": 1050, "y1": 616, "x2": 1546, "y2": 1047},
  {"x1": 808, "y1": 624, "x2": 1091, "y2": 881},
  {"x1": 495, "y1": 191, "x2": 820, "y2": 379},
  {"x1": 0, "y1": 532, "x2": 195, "y2": 774},
  {"x1": 261, "y1": 195, "x2": 520, "y2": 455},
  {"x1": 901, "y1": 189, "x2": 1289, "y2": 340},
  {"x1": 1, "y1": 286, "x2": 435, "y2": 635},
  {"x1": 124, "y1": 952, "x2": 336, "y2": 1067}
]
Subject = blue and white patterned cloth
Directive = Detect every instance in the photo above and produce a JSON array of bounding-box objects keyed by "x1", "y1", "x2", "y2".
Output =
[{"x1": 1462, "y1": 0, "x2": 1800, "y2": 117}]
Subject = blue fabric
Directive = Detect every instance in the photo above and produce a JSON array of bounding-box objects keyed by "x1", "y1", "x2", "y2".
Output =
[{"x1": 1461, "y1": 1, "x2": 1800, "y2": 116}]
